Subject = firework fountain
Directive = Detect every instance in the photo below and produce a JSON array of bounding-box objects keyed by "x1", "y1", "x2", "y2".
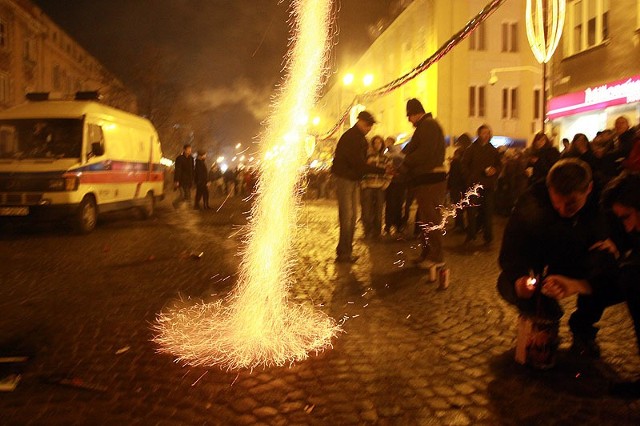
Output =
[{"x1": 154, "y1": 0, "x2": 339, "y2": 370}]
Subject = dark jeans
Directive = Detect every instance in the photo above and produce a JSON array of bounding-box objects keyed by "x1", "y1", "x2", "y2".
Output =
[
  {"x1": 172, "y1": 184, "x2": 191, "y2": 208},
  {"x1": 335, "y1": 176, "x2": 358, "y2": 259},
  {"x1": 569, "y1": 262, "x2": 640, "y2": 351},
  {"x1": 361, "y1": 187, "x2": 385, "y2": 237},
  {"x1": 467, "y1": 187, "x2": 495, "y2": 242},
  {"x1": 385, "y1": 181, "x2": 406, "y2": 232},
  {"x1": 450, "y1": 187, "x2": 465, "y2": 229},
  {"x1": 194, "y1": 184, "x2": 209, "y2": 208},
  {"x1": 414, "y1": 181, "x2": 447, "y2": 262}
]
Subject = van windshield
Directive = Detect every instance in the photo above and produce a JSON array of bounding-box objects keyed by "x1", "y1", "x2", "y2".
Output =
[{"x1": 0, "y1": 119, "x2": 83, "y2": 159}]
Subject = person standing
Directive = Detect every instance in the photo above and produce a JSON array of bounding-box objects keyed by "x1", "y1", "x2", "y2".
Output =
[
  {"x1": 331, "y1": 110, "x2": 388, "y2": 263},
  {"x1": 448, "y1": 133, "x2": 471, "y2": 232},
  {"x1": 360, "y1": 135, "x2": 392, "y2": 240},
  {"x1": 173, "y1": 144, "x2": 194, "y2": 208},
  {"x1": 399, "y1": 99, "x2": 447, "y2": 267},
  {"x1": 194, "y1": 150, "x2": 210, "y2": 210},
  {"x1": 384, "y1": 136, "x2": 407, "y2": 235},
  {"x1": 462, "y1": 124, "x2": 502, "y2": 245}
]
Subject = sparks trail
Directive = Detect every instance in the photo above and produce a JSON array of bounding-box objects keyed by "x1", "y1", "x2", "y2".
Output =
[
  {"x1": 419, "y1": 183, "x2": 483, "y2": 237},
  {"x1": 153, "y1": 0, "x2": 339, "y2": 371}
]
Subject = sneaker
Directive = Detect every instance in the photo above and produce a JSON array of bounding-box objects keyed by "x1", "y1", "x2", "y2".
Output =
[
  {"x1": 570, "y1": 335, "x2": 601, "y2": 359},
  {"x1": 610, "y1": 379, "x2": 640, "y2": 399}
]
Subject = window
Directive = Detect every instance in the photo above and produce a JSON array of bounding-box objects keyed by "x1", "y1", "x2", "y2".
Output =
[
  {"x1": 469, "y1": 86, "x2": 486, "y2": 118},
  {"x1": 0, "y1": 73, "x2": 9, "y2": 103},
  {"x1": 567, "y1": 0, "x2": 610, "y2": 55},
  {"x1": 23, "y1": 38, "x2": 34, "y2": 61},
  {"x1": 533, "y1": 89, "x2": 542, "y2": 120},
  {"x1": 502, "y1": 87, "x2": 519, "y2": 119},
  {"x1": 502, "y1": 89, "x2": 509, "y2": 119},
  {"x1": 0, "y1": 19, "x2": 6, "y2": 49},
  {"x1": 52, "y1": 64, "x2": 61, "y2": 90},
  {"x1": 469, "y1": 22, "x2": 486, "y2": 51},
  {"x1": 469, "y1": 87, "x2": 475, "y2": 117},
  {"x1": 501, "y1": 22, "x2": 518, "y2": 52}
]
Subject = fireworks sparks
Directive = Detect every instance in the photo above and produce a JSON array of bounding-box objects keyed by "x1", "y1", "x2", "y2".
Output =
[
  {"x1": 419, "y1": 184, "x2": 483, "y2": 236},
  {"x1": 154, "y1": 0, "x2": 340, "y2": 370}
]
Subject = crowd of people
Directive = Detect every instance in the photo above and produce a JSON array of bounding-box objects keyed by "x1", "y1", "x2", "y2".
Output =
[
  {"x1": 171, "y1": 143, "x2": 259, "y2": 210},
  {"x1": 330, "y1": 99, "x2": 640, "y2": 397}
]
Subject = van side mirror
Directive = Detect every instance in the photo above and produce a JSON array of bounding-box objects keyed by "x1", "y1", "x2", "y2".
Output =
[{"x1": 91, "y1": 142, "x2": 104, "y2": 157}]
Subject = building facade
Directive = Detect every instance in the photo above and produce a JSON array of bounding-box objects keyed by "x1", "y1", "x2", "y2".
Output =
[
  {"x1": 0, "y1": 0, "x2": 136, "y2": 112},
  {"x1": 547, "y1": 0, "x2": 640, "y2": 140},
  {"x1": 315, "y1": 0, "x2": 543, "y2": 151}
]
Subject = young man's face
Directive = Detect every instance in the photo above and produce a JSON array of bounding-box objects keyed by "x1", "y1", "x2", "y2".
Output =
[
  {"x1": 356, "y1": 120, "x2": 373, "y2": 136},
  {"x1": 478, "y1": 127, "x2": 492, "y2": 144},
  {"x1": 407, "y1": 113, "x2": 421, "y2": 127},
  {"x1": 612, "y1": 203, "x2": 640, "y2": 233},
  {"x1": 548, "y1": 183, "x2": 592, "y2": 218}
]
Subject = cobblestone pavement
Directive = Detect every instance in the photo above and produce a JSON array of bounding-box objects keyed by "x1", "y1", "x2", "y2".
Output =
[{"x1": 1, "y1": 195, "x2": 639, "y2": 425}]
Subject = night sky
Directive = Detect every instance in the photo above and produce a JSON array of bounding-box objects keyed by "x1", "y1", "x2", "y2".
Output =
[{"x1": 32, "y1": 0, "x2": 394, "y2": 150}]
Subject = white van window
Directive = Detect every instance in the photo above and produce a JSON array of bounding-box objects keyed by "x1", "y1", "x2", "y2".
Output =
[
  {"x1": 0, "y1": 119, "x2": 83, "y2": 159},
  {"x1": 87, "y1": 124, "x2": 105, "y2": 159}
]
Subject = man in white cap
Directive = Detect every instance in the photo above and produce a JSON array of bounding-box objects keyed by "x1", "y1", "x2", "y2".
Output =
[{"x1": 331, "y1": 110, "x2": 388, "y2": 263}]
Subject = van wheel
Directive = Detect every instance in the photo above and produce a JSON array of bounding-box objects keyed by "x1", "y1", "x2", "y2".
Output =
[
  {"x1": 139, "y1": 192, "x2": 154, "y2": 219},
  {"x1": 75, "y1": 196, "x2": 97, "y2": 233}
]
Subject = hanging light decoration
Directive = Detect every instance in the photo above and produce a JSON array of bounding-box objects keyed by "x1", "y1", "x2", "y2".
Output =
[{"x1": 525, "y1": 0, "x2": 566, "y2": 63}]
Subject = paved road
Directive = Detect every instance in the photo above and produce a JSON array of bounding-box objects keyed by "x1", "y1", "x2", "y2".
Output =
[{"x1": 1, "y1": 195, "x2": 639, "y2": 425}]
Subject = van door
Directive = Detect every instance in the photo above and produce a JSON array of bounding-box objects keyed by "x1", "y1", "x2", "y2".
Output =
[{"x1": 85, "y1": 123, "x2": 114, "y2": 204}]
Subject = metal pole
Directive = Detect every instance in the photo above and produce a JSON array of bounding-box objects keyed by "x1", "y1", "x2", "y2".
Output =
[{"x1": 542, "y1": 61, "x2": 547, "y2": 134}]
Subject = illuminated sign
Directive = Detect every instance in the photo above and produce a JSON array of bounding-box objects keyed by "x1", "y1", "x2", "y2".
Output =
[{"x1": 547, "y1": 74, "x2": 640, "y2": 120}]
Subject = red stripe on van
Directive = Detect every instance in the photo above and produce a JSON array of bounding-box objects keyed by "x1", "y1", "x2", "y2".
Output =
[{"x1": 77, "y1": 171, "x2": 163, "y2": 184}]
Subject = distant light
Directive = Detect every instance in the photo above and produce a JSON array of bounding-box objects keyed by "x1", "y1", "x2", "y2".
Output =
[
  {"x1": 240, "y1": 155, "x2": 245, "y2": 161},
  {"x1": 232, "y1": 156, "x2": 237, "y2": 162},
  {"x1": 235, "y1": 143, "x2": 242, "y2": 149},
  {"x1": 216, "y1": 156, "x2": 225, "y2": 163},
  {"x1": 343, "y1": 73, "x2": 354, "y2": 86},
  {"x1": 160, "y1": 157, "x2": 174, "y2": 167},
  {"x1": 491, "y1": 136, "x2": 511, "y2": 147},
  {"x1": 312, "y1": 116, "x2": 320, "y2": 126},
  {"x1": 249, "y1": 157, "x2": 254, "y2": 162},
  {"x1": 220, "y1": 163, "x2": 228, "y2": 173},
  {"x1": 363, "y1": 74, "x2": 374, "y2": 87}
]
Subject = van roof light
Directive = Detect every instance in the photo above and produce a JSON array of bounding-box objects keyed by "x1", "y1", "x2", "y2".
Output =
[
  {"x1": 26, "y1": 92, "x2": 50, "y2": 101},
  {"x1": 75, "y1": 91, "x2": 102, "y2": 101}
]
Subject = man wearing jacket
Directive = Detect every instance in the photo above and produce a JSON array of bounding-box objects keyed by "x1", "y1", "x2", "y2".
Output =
[
  {"x1": 400, "y1": 98, "x2": 447, "y2": 267},
  {"x1": 462, "y1": 124, "x2": 502, "y2": 245},
  {"x1": 173, "y1": 143, "x2": 194, "y2": 208},
  {"x1": 497, "y1": 159, "x2": 615, "y2": 359},
  {"x1": 331, "y1": 110, "x2": 387, "y2": 263}
]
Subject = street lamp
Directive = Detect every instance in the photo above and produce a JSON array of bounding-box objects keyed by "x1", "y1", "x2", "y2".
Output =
[
  {"x1": 488, "y1": 66, "x2": 542, "y2": 86},
  {"x1": 524, "y1": 0, "x2": 567, "y2": 132},
  {"x1": 488, "y1": 66, "x2": 544, "y2": 130},
  {"x1": 340, "y1": 72, "x2": 375, "y2": 132}
]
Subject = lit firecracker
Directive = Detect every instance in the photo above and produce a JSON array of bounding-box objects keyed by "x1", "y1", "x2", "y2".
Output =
[
  {"x1": 153, "y1": 0, "x2": 339, "y2": 371},
  {"x1": 418, "y1": 183, "x2": 483, "y2": 240}
]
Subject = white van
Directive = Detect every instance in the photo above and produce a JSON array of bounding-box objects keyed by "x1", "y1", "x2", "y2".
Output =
[{"x1": 0, "y1": 92, "x2": 165, "y2": 233}]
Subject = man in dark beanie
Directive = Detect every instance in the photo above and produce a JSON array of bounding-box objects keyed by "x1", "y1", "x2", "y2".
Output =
[
  {"x1": 400, "y1": 98, "x2": 447, "y2": 268},
  {"x1": 331, "y1": 110, "x2": 389, "y2": 263}
]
